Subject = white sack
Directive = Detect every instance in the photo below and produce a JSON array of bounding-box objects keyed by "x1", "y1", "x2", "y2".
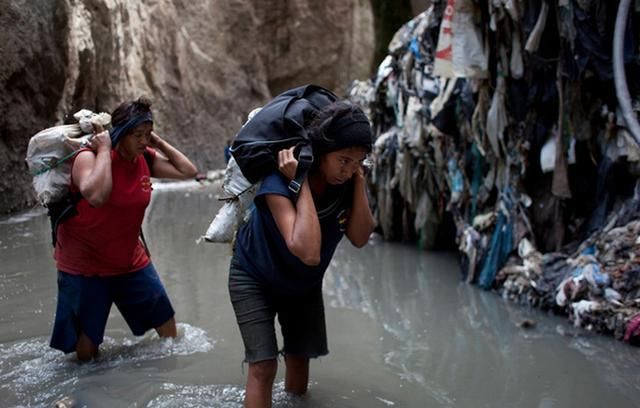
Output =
[{"x1": 26, "y1": 111, "x2": 111, "y2": 205}]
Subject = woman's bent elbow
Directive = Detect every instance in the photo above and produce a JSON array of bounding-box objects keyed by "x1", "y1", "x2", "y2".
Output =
[
  {"x1": 287, "y1": 240, "x2": 320, "y2": 265},
  {"x1": 186, "y1": 166, "x2": 198, "y2": 178},
  {"x1": 351, "y1": 239, "x2": 368, "y2": 248},
  {"x1": 180, "y1": 166, "x2": 198, "y2": 180},
  {"x1": 300, "y1": 255, "x2": 321, "y2": 266},
  {"x1": 348, "y1": 233, "x2": 371, "y2": 248},
  {"x1": 86, "y1": 196, "x2": 107, "y2": 208}
]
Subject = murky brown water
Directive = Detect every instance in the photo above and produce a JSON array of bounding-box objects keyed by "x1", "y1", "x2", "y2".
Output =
[{"x1": 1, "y1": 181, "x2": 639, "y2": 407}]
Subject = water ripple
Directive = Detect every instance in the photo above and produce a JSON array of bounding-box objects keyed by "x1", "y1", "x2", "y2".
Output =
[
  {"x1": 0, "y1": 209, "x2": 46, "y2": 225},
  {"x1": 148, "y1": 381, "x2": 304, "y2": 408},
  {"x1": 0, "y1": 323, "x2": 214, "y2": 407}
]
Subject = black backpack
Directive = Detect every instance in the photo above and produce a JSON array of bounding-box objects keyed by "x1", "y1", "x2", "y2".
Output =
[
  {"x1": 48, "y1": 150, "x2": 154, "y2": 247},
  {"x1": 230, "y1": 84, "x2": 337, "y2": 193}
]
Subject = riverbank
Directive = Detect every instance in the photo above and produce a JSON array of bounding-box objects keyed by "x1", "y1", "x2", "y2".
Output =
[{"x1": 349, "y1": 2, "x2": 640, "y2": 345}]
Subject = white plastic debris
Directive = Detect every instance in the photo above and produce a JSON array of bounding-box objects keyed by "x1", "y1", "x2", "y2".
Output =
[
  {"x1": 201, "y1": 158, "x2": 260, "y2": 243},
  {"x1": 25, "y1": 110, "x2": 111, "y2": 205},
  {"x1": 201, "y1": 107, "x2": 264, "y2": 243}
]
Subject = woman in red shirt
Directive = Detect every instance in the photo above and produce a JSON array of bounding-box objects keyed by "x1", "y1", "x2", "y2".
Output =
[{"x1": 50, "y1": 97, "x2": 198, "y2": 361}]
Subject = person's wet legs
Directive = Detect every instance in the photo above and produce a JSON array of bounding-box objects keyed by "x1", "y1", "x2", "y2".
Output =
[
  {"x1": 245, "y1": 359, "x2": 277, "y2": 408},
  {"x1": 284, "y1": 354, "x2": 309, "y2": 395},
  {"x1": 155, "y1": 316, "x2": 177, "y2": 337},
  {"x1": 75, "y1": 331, "x2": 98, "y2": 361}
]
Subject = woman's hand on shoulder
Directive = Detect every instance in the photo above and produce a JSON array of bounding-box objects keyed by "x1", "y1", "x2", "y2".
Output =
[
  {"x1": 145, "y1": 131, "x2": 198, "y2": 179},
  {"x1": 277, "y1": 147, "x2": 298, "y2": 180},
  {"x1": 86, "y1": 130, "x2": 111, "y2": 153}
]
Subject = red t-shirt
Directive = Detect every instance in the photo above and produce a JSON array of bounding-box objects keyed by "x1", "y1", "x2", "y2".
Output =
[{"x1": 54, "y1": 148, "x2": 155, "y2": 276}]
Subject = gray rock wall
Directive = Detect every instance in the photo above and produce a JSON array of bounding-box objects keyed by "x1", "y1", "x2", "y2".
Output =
[
  {"x1": 0, "y1": 0, "x2": 69, "y2": 211},
  {"x1": 254, "y1": 0, "x2": 374, "y2": 95},
  {"x1": 0, "y1": 0, "x2": 374, "y2": 212}
]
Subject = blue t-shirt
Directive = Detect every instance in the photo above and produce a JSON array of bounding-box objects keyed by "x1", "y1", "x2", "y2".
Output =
[{"x1": 234, "y1": 172, "x2": 352, "y2": 294}]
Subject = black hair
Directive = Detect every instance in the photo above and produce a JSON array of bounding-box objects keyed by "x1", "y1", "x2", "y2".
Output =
[
  {"x1": 111, "y1": 96, "x2": 152, "y2": 127},
  {"x1": 307, "y1": 100, "x2": 373, "y2": 155}
]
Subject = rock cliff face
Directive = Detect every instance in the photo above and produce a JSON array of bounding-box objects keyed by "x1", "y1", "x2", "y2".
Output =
[
  {"x1": 254, "y1": 0, "x2": 374, "y2": 95},
  {"x1": 0, "y1": 0, "x2": 374, "y2": 212}
]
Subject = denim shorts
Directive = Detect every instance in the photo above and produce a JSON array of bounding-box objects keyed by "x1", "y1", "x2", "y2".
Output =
[
  {"x1": 228, "y1": 257, "x2": 328, "y2": 363},
  {"x1": 50, "y1": 263, "x2": 175, "y2": 353}
]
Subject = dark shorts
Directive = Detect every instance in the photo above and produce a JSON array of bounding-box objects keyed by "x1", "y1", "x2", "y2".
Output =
[
  {"x1": 228, "y1": 257, "x2": 328, "y2": 363},
  {"x1": 50, "y1": 263, "x2": 175, "y2": 353}
]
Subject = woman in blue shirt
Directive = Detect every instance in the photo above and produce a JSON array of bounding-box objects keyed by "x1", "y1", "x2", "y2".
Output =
[{"x1": 229, "y1": 101, "x2": 376, "y2": 407}]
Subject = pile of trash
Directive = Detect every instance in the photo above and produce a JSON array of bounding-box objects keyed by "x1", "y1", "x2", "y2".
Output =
[
  {"x1": 497, "y1": 194, "x2": 640, "y2": 342},
  {"x1": 349, "y1": 0, "x2": 640, "y2": 344}
]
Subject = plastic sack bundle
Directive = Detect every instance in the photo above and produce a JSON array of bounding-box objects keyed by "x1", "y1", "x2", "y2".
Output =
[
  {"x1": 202, "y1": 107, "x2": 263, "y2": 243},
  {"x1": 202, "y1": 157, "x2": 261, "y2": 243},
  {"x1": 203, "y1": 84, "x2": 336, "y2": 244},
  {"x1": 26, "y1": 109, "x2": 111, "y2": 205}
]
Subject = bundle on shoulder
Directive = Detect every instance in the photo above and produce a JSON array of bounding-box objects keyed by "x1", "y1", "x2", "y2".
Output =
[
  {"x1": 26, "y1": 109, "x2": 111, "y2": 205},
  {"x1": 201, "y1": 84, "x2": 337, "y2": 243}
]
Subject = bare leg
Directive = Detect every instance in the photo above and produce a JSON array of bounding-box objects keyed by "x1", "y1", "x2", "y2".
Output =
[
  {"x1": 284, "y1": 354, "x2": 309, "y2": 395},
  {"x1": 245, "y1": 359, "x2": 277, "y2": 408},
  {"x1": 155, "y1": 317, "x2": 177, "y2": 337},
  {"x1": 76, "y1": 331, "x2": 98, "y2": 362}
]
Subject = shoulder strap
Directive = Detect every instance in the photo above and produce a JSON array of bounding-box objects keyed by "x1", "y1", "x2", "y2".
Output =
[
  {"x1": 49, "y1": 191, "x2": 83, "y2": 247},
  {"x1": 288, "y1": 143, "x2": 313, "y2": 196},
  {"x1": 140, "y1": 149, "x2": 153, "y2": 257},
  {"x1": 139, "y1": 229, "x2": 151, "y2": 257}
]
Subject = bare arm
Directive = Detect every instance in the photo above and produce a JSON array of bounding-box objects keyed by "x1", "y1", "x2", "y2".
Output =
[
  {"x1": 345, "y1": 169, "x2": 375, "y2": 247},
  {"x1": 148, "y1": 131, "x2": 198, "y2": 179},
  {"x1": 265, "y1": 147, "x2": 321, "y2": 265},
  {"x1": 72, "y1": 130, "x2": 112, "y2": 207},
  {"x1": 266, "y1": 181, "x2": 321, "y2": 265}
]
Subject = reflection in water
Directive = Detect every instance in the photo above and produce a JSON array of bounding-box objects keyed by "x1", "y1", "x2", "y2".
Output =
[
  {"x1": 324, "y1": 235, "x2": 640, "y2": 408},
  {"x1": 325, "y1": 237, "x2": 455, "y2": 406},
  {"x1": 0, "y1": 184, "x2": 639, "y2": 407}
]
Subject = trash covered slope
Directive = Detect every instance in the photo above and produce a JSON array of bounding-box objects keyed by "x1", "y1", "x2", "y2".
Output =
[{"x1": 349, "y1": 0, "x2": 640, "y2": 345}]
